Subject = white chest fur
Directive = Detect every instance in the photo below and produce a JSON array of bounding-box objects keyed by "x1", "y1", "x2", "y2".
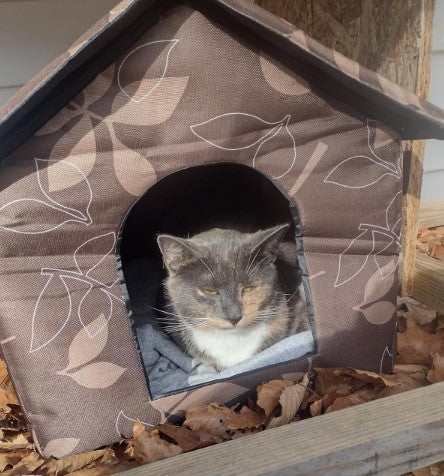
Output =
[{"x1": 190, "y1": 323, "x2": 269, "y2": 369}]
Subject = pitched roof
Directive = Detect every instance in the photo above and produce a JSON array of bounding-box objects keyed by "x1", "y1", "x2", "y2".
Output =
[{"x1": 0, "y1": 0, "x2": 443, "y2": 161}]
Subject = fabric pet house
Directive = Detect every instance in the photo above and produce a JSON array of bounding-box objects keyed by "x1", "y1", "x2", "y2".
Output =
[{"x1": 0, "y1": 0, "x2": 443, "y2": 457}]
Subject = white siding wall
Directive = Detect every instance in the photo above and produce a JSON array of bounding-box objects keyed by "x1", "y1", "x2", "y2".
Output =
[
  {"x1": 422, "y1": 0, "x2": 444, "y2": 202},
  {"x1": 0, "y1": 0, "x2": 117, "y2": 103},
  {"x1": 0, "y1": 0, "x2": 443, "y2": 200}
]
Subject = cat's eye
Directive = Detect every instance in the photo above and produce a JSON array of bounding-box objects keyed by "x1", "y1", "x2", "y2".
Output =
[
  {"x1": 203, "y1": 289, "x2": 218, "y2": 296},
  {"x1": 243, "y1": 286, "x2": 256, "y2": 293}
]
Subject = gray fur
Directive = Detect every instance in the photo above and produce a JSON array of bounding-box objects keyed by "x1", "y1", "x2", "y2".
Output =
[{"x1": 157, "y1": 224, "x2": 310, "y2": 369}]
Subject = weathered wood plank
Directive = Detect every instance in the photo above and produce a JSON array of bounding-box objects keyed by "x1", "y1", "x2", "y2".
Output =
[
  {"x1": 403, "y1": 0, "x2": 435, "y2": 293},
  {"x1": 418, "y1": 200, "x2": 444, "y2": 228},
  {"x1": 253, "y1": 0, "x2": 435, "y2": 296},
  {"x1": 413, "y1": 253, "x2": 444, "y2": 313},
  {"x1": 412, "y1": 201, "x2": 444, "y2": 312},
  {"x1": 120, "y1": 382, "x2": 444, "y2": 476}
]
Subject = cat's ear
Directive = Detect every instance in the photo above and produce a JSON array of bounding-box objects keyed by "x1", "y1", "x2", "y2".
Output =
[
  {"x1": 250, "y1": 223, "x2": 290, "y2": 261},
  {"x1": 157, "y1": 235, "x2": 198, "y2": 273}
]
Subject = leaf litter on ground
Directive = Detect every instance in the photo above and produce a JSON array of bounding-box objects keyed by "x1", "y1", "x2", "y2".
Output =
[
  {"x1": 417, "y1": 226, "x2": 444, "y2": 261},
  {"x1": 0, "y1": 296, "x2": 442, "y2": 474}
]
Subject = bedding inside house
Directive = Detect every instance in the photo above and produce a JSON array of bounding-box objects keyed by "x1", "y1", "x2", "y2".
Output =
[{"x1": 119, "y1": 163, "x2": 315, "y2": 398}]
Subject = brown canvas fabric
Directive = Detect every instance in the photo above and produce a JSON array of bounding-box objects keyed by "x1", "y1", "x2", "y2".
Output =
[{"x1": 0, "y1": 0, "x2": 440, "y2": 456}]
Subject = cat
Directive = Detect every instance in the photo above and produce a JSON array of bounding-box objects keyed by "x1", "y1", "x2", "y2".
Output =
[{"x1": 156, "y1": 223, "x2": 310, "y2": 371}]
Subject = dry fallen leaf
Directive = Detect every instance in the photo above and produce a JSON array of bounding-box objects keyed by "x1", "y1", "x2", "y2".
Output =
[
  {"x1": 410, "y1": 461, "x2": 444, "y2": 476},
  {"x1": 184, "y1": 402, "x2": 265, "y2": 440},
  {"x1": 417, "y1": 226, "x2": 444, "y2": 261},
  {"x1": 397, "y1": 317, "x2": 444, "y2": 365},
  {"x1": 325, "y1": 388, "x2": 379, "y2": 413},
  {"x1": 2, "y1": 451, "x2": 44, "y2": 476},
  {"x1": 256, "y1": 379, "x2": 294, "y2": 417},
  {"x1": 398, "y1": 296, "x2": 437, "y2": 324},
  {"x1": 332, "y1": 368, "x2": 399, "y2": 388},
  {"x1": 0, "y1": 450, "x2": 33, "y2": 472},
  {"x1": 43, "y1": 448, "x2": 116, "y2": 476},
  {"x1": 0, "y1": 433, "x2": 34, "y2": 451},
  {"x1": 427, "y1": 353, "x2": 444, "y2": 383},
  {"x1": 0, "y1": 361, "x2": 18, "y2": 408},
  {"x1": 313, "y1": 368, "x2": 355, "y2": 397},
  {"x1": 308, "y1": 396, "x2": 323, "y2": 417},
  {"x1": 133, "y1": 420, "x2": 182, "y2": 464},
  {"x1": 156, "y1": 423, "x2": 222, "y2": 451},
  {"x1": 68, "y1": 461, "x2": 139, "y2": 475},
  {"x1": 268, "y1": 374, "x2": 309, "y2": 428}
]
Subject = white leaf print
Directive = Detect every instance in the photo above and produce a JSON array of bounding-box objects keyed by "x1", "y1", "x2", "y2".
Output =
[
  {"x1": 65, "y1": 362, "x2": 126, "y2": 388},
  {"x1": 34, "y1": 105, "x2": 80, "y2": 136},
  {"x1": 372, "y1": 121, "x2": 400, "y2": 150},
  {"x1": 359, "y1": 263, "x2": 397, "y2": 308},
  {"x1": 335, "y1": 228, "x2": 374, "y2": 287},
  {"x1": 89, "y1": 258, "x2": 120, "y2": 290},
  {"x1": 370, "y1": 226, "x2": 400, "y2": 279},
  {"x1": 324, "y1": 155, "x2": 395, "y2": 189},
  {"x1": 385, "y1": 191, "x2": 402, "y2": 238},
  {"x1": 253, "y1": 115, "x2": 296, "y2": 179},
  {"x1": 73, "y1": 232, "x2": 116, "y2": 277},
  {"x1": 35, "y1": 158, "x2": 92, "y2": 224},
  {"x1": 0, "y1": 198, "x2": 86, "y2": 235},
  {"x1": 190, "y1": 112, "x2": 286, "y2": 151},
  {"x1": 115, "y1": 410, "x2": 153, "y2": 436},
  {"x1": 82, "y1": 64, "x2": 116, "y2": 107},
  {"x1": 110, "y1": 77, "x2": 188, "y2": 126},
  {"x1": 48, "y1": 118, "x2": 97, "y2": 191},
  {"x1": 374, "y1": 254, "x2": 399, "y2": 279},
  {"x1": 118, "y1": 39, "x2": 179, "y2": 103},
  {"x1": 78, "y1": 286, "x2": 113, "y2": 337},
  {"x1": 367, "y1": 119, "x2": 402, "y2": 178},
  {"x1": 325, "y1": 119, "x2": 402, "y2": 190},
  {"x1": 60, "y1": 314, "x2": 108, "y2": 373},
  {"x1": 111, "y1": 133, "x2": 157, "y2": 196},
  {"x1": 391, "y1": 218, "x2": 401, "y2": 241},
  {"x1": 259, "y1": 52, "x2": 310, "y2": 96},
  {"x1": 358, "y1": 300, "x2": 396, "y2": 325},
  {"x1": 29, "y1": 274, "x2": 72, "y2": 353},
  {"x1": 44, "y1": 438, "x2": 80, "y2": 458},
  {"x1": 380, "y1": 345, "x2": 394, "y2": 373}
]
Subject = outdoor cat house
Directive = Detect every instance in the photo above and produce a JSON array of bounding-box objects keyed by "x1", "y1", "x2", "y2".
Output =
[{"x1": 0, "y1": 0, "x2": 443, "y2": 457}]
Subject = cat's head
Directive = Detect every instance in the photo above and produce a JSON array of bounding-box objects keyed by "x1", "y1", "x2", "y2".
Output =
[{"x1": 157, "y1": 224, "x2": 290, "y2": 330}]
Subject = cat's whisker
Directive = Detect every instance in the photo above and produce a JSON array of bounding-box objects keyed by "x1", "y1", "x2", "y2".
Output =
[
  {"x1": 157, "y1": 317, "x2": 185, "y2": 324},
  {"x1": 284, "y1": 291, "x2": 298, "y2": 303},
  {"x1": 163, "y1": 325, "x2": 189, "y2": 334},
  {"x1": 149, "y1": 305, "x2": 197, "y2": 321},
  {"x1": 245, "y1": 247, "x2": 261, "y2": 275},
  {"x1": 247, "y1": 255, "x2": 270, "y2": 276}
]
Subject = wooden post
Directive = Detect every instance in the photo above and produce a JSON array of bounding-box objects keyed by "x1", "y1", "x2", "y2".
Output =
[
  {"x1": 253, "y1": 0, "x2": 435, "y2": 296},
  {"x1": 413, "y1": 201, "x2": 444, "y2": 313}
]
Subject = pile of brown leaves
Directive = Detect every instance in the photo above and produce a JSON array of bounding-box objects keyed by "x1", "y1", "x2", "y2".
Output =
[
  {"x1": 417, "y1": 226, "x2": 444, "y2": 261},
  {"x1": 1, "y1": 297, "x2": 443, "y2": 475}
]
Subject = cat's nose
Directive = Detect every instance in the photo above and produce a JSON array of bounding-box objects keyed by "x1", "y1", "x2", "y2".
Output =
[{"x1": 229, "y1": 315, "x2": 242, "y2": 326}]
